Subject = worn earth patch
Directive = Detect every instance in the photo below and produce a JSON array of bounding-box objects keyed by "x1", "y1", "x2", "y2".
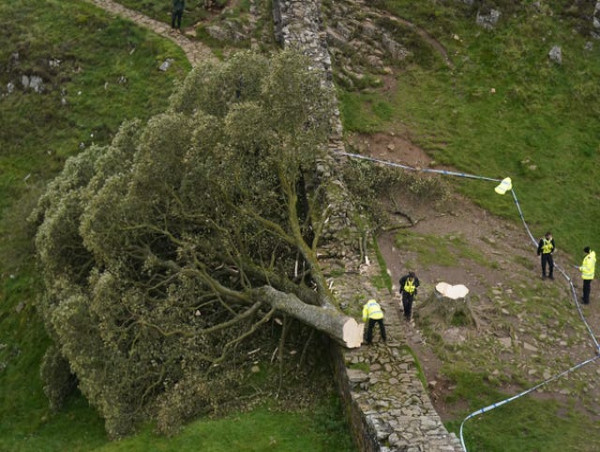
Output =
[{"x1": 354, "y1": 131, "x2": 600, "y2": 423}]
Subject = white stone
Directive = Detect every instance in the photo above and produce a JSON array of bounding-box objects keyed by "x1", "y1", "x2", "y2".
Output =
[
  {"x1": 523, "y1": 342, "x2": 538, "y2": 352},
  {"x1": 498, "y1": 337, "x2": 512, "y2": 348}
]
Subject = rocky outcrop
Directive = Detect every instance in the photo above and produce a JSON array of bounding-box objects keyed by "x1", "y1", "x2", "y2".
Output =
[
  {"x1": 476, "y1": 8, "x2": 501, "y2": 30},
  {"x1": 593, "y1": 2, "x2": 600, "y2": 39},
  {"x1": 322, "y1": 0, "x2": 453, "y2": 89},
  {"x1": 548, "y1": 45, "x2": 562, "y2": 64}
]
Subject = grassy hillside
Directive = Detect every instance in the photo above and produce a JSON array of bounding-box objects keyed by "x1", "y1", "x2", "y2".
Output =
[
  {"x1": 338, "y1": 1, "x2": 600, "y2": 450},
  {"x1": 341, "y1": 0, "x2": 600, "y2": 255},
  {"x1": 3, "y1": 0, "x2": 599, "y2": 450},
  {"x1": 0, "y1": 0, "x2": 186, "y2": 448},
  {"x1": 0, "y1": 1, "x2": 354, "y2": 451}
]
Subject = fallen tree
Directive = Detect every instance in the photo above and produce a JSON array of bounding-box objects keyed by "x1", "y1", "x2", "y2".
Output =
[{"x1": 31, "y1": 51, "x2": 363, "y2": 437}]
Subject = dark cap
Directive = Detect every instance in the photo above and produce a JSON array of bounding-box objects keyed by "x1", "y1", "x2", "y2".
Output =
[
  {"x1": 408, "y1": 271, "x2": 416, "y2": 278},
  {"x1": 584, "y1": 246, "x2": 591, "y2": 253}
]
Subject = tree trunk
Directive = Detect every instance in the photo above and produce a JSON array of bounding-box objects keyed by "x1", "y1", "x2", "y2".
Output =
[{"x1": 258, "y1": 286, "x2": 363, "y2": 348}]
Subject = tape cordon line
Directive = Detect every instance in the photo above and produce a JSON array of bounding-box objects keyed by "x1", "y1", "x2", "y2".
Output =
[{"x1": 333, "y1": 150, "x2": 600, "y2": 451}]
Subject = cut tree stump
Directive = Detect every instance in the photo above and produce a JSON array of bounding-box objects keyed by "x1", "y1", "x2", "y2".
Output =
[
  {"x1": 435, "y1": 282, "x2": 469, "y2": 301},
  {"x1": 417, "y1": 282, "x2": 475, "y2": 328}
]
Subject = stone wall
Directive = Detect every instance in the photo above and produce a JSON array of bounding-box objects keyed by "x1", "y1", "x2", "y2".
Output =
[
  {"x1": 325, "y1": 256, "x2": 463, "y2": 451},
  {"x1": 272, "y1": 0, "x2": 462, "y2": 450}
]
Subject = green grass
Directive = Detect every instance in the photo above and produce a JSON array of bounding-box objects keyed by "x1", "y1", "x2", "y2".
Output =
[
  {"x1": 394, "y1": 230, "x2": 489, "y2": 268},
  {"x1": 401, "y1": 345, "x2": 427, "y2": 389},
  {"x1": 348, "y1": 362, "x2": 370, "y2": 373},
  {"x1": 341, "y1": 0, "x2": 600, "y2": 256},
  {"x1": 443, "y1": 369, "x2": 600, "y2": 452},
  {"x1": 371, "y1": 235, "x2": 394, "y2": 293},
  {"x1": 0, "y1": 0, "x2": 189, "y2": 215},
  {"x1": 115, "y1": 0, "x2": 213, "y2": 28},
  {"x1": 337, "y1": 1, "x2": 600, "y2": 449},
  {"x1": 0, "y1": 1, "x2": 355, "y2": 451},
  {"x1": 3, "y1": 399, "x2": 355, "y2": 452}
]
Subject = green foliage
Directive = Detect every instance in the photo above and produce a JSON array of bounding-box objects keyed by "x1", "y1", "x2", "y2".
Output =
[
  {"x1": 0, "y1": 1, "x2": 188, "y2": 448},
  {"x1": 32, "y1": 50, "x2": 335, "y2": 437},
  {"x1": 39, "y1": 346, "x2": 77, "y2": 412},
  {"x1": 0, "y1": 3, "x2": 350, "y2": 450}
]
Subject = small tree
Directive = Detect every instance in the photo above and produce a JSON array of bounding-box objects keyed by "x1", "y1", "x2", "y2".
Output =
[{"x1": 32, "y1": 51, "x2": 362, "y2": 437}]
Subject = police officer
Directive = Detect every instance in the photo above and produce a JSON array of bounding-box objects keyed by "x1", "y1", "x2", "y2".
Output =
[
  {"x1": 362, "y1": 299, "x2": 386, "y2": 345},
  {"x1": 537, "y1": 231, "x2": 555, "y2": 280},
  {"x1": 579, "y1": 246, "x2": 596, "y2": 305},
  {"x1": 399, "y1": 271, "x2": 420, "y2": 321}
]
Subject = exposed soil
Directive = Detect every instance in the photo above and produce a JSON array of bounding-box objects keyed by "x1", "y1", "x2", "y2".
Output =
[{"x1": 350, "y1": 130, "x2": 600, "y2": 422}]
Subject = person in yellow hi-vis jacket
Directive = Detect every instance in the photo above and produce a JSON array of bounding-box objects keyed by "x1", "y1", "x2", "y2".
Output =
[
  {"x1": 362, "y1": 299, "x2": 386, "y2": 345},
  {"x1": 579, "y1": 246, "x2": 596, "y2": 305}
]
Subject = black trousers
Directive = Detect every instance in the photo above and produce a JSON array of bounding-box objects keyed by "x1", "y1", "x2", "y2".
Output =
[
  {"x1": 366, "y1": 318, "x2": 386, "y2": 343},
  {"x1": 171, "y1": 10, "x2": 183, "y2": 29},
  {"x1": 402, "y1": 292, "x2": 415, "y2": 320},
  {"x1": 583, "y1": 279, "x2": 592, "y2": 304},
  {"x1": 541, "y1": 253, "x2": 554, "y2": 277}
]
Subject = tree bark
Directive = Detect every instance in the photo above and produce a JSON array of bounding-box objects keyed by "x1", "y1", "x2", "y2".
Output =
[{"x1": 257, "y1": 286, "x2": 363, "y2": 348}]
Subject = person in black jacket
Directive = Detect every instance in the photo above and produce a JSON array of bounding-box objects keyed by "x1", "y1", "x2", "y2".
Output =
[
  {"x1": 171, "y1": 0, "x2": 185, "y2": 30},
  {"x1": 536, "y1": 231, "x2": 555, "y2": 280},
  {"x1": 399, "y1": 271, "x2": 420, "y2": 321}
]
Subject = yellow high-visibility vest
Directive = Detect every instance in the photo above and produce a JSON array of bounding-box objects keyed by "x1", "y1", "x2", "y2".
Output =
[
  {"x1": 403, "y1": 279, "x2": 416, "y2": 294},
  {"x1": 580, "y1": 251, "x2": 596, "y2": 280},
  {"x1": 541, "y1": 238, "x2": 553, "y2": 254},
  {"x1": 362, "y1": 299, "x2": 384, "y2": 321}
]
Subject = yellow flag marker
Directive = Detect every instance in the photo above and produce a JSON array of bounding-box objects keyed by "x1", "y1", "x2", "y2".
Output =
[{"x1": 494, "y1": 177, "x2": 512, "y2": 195}]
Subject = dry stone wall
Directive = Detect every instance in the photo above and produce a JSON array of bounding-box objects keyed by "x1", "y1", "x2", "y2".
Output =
[
  {"x1": 273, "y1": 0, "x2": 461, "y2": 450},
  {"x1": 325, "y1": 257, "x2": 462, "y2": 452}
]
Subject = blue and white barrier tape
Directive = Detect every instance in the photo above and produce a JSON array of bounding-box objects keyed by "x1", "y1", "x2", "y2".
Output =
[
  {"x1": 459, "y1": 354, "x2": 600, "y2": 451},
  {"x1": 333, "y1": 149, "x2": 600, "y2": 451}
]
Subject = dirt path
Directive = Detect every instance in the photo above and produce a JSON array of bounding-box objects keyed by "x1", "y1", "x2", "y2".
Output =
[
  {"x1": 352, "y1": 130, "x2": 600, "y2": 422},
  {"x1": 83, "y1": 0, "x2": 216, "y2": 66}
]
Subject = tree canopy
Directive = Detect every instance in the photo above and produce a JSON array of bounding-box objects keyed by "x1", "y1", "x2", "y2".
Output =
[{"x1": 31, "y1": 51, "x2": 365, "y2": 437}]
